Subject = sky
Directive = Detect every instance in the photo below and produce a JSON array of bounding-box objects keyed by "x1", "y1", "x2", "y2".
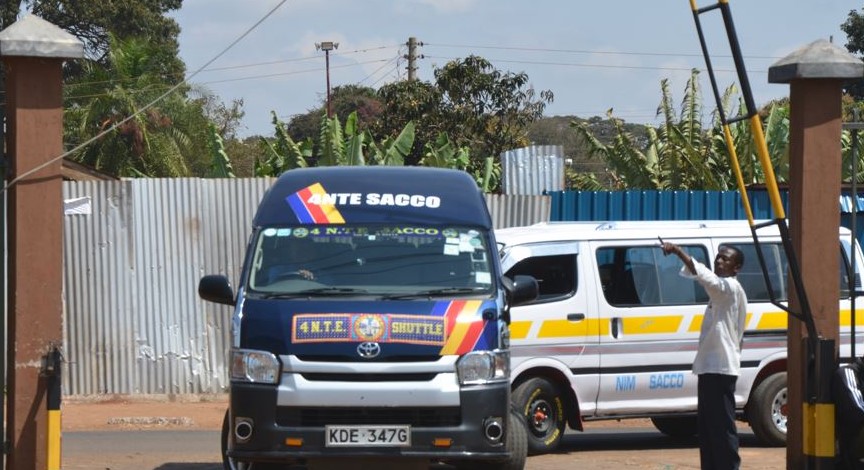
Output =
[{"x1": 170, "y1": 0, "x2": 863, "y2": 138}]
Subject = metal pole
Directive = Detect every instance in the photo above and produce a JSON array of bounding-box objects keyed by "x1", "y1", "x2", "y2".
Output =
[
  {"x1": 852, "y1": 111, "x2": 859, "y2": 360},
  {"x1": 325, "y1": 49, "x2": 332, "y2": 118}
]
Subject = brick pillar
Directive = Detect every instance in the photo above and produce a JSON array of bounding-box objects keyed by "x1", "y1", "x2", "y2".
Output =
[
  {"x1": 0, "y1": 15, "x2": 83, "y2": 470},
  {"x1": 769, "y1": 38, "x2": 864, "y2": 469}
]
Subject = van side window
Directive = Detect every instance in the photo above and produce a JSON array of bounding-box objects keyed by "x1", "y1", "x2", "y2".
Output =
[
  {"x1": 506, "y1": 254, "x2": 576, "y2": 303},
  {"x1": 724, "y1": 243, "x2": 788, "y2": 302},
  {"x1": 596, "y1": 245, "x2": 709, "y2": 306},
  {"x1": 727, "y1": 241, "x2": 852, "y2": 302}
]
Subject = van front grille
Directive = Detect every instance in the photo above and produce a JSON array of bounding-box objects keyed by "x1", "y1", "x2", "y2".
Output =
[{"x1": 276, "y1": 407, "x2": 461, "y2": 427}]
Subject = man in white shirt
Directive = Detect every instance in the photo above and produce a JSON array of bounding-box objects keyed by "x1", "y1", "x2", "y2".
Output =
[{"x1": 661, "y1": 241, "x2": 747, "y2": 470}]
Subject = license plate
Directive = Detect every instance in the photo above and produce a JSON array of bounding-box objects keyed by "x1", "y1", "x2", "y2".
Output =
[{"x1": 324, "y1": 425, "x2": 411, "y2": 447}]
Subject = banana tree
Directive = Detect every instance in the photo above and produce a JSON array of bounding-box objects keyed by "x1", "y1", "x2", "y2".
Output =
[{"x1": 206, "y1": 122, "x2": 235, "y2": 178}]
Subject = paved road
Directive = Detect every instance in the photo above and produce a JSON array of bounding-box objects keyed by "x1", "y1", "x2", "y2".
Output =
[{"x1": 61, "y1": 427, "x2": 786, "y2": 470}]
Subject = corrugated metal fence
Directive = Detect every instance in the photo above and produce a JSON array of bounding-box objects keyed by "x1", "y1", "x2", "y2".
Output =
[
  {"x1": 61, "y1": 182, "x2": 864, "y2": 396},
  {"x1": 60, "y1": 178, "x2": 550, "y2": 396}
]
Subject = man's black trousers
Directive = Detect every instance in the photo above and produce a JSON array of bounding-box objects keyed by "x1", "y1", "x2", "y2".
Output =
[{"x1": 697, "y1": 373, "x2": 740, "y2": 470}]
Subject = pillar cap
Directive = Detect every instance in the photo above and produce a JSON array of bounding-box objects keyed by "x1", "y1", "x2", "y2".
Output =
[
  {"x1": 0, "y1": 14, "x2": 84, "y2": 59},
  {"x1": 769, "y1": 39, "x2": 863, "y2": 84}
]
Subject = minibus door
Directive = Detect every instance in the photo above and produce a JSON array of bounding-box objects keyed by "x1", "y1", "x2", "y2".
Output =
[{"x1": 502, "y1": 242, "x2": 601, "y2": 412}]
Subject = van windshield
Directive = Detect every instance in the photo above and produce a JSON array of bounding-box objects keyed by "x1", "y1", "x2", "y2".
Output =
[{"x1": 246, "y1": 224, "x2": 494, "y2": 296}]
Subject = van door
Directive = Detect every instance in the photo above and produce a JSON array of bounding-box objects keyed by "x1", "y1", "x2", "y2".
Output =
[
  {"x1": 502, "y1": 242, "x2": 601, "y2": 414},
  {"x1": 591, "y1": 239, "x2": 712, "y2": 416}
]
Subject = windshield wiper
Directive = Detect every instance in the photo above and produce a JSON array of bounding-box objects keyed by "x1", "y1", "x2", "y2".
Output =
[
  {"x1": 381, "y1": 287, "x2": 489, "y2": 300},
  {"x1": 260, "y1": 287, "x2": 369, "y2": 299}
]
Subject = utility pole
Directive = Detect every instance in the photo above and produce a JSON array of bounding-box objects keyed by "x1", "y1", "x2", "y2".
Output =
[
  {"x1": 315, "y1": 41, "x2": 339, "y2": 118},
  {"x1": 405, "y1": 37, "x2": 423, "y2": 81}
]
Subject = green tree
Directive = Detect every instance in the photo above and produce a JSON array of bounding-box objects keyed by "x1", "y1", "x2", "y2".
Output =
[
  {"x1": 375, "y1": 79, "x2": 442, "y2": 165},
  {"x1": 64, "y1": 35, "x2": 203, "y2": 177},
  {"x1": 433, "y1": 56, "x2": 553, "y2": 169},
  {"x1": 842, "y1": 7, "x2": 864, "y2": 99},
  {"x1": 375, "y1": 56, "x2": 552, "y2": 188},
  {"x1": 22, "y1": 0, "x2": 185, "y2": 80},
  {"x1": 285, "y1": 85, "x2": 382, "y2": 145},
  {"x1": 570, "y1": 69, "x2": 733, "y2": 190}
]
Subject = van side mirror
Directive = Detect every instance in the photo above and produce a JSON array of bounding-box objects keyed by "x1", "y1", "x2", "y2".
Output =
[
  {"x1": 504, "y1": 274, "x2": 539, "y2": 307},
  {"x1": 198, "y1": 274, "x2": 236, "y2": 306}
]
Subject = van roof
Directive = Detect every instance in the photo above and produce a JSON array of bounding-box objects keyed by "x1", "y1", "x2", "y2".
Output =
[
  {"x1": 253, "y1": 166, "x2": 492, "y2": 228},
  {"x1": 495, "y1": 220, "x2": 852, "y2": 246}
]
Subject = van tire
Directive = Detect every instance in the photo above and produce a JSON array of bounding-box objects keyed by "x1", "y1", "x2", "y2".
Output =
[
  {"x1": 454, "y1": 409, "x2": 527, "y2": 470},
  {"x1": 222, "y1": 410, "x2": 281, "y2": 470},
  {"x1": 222, "y1": 409, "x2": 252, "y2": 470},
  {"x1": 650, "y1": 416, "x2": 698, "y2": 439},
  {"x1": 747, "y1": 372, "x2": 788, "y2": 447},
  {"x1": 513, "y1": 377, "x2": 566, "y2": 454}
]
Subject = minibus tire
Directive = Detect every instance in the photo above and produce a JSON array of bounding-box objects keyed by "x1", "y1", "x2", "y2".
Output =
[
  {"x1": 222, "y1": 410, "x2": 278, "y2": 470},
  {"x1": 454, "y1": 408, "x2": 527, "y2": 470},
  {"x1": 747, "y1": 372, "x2": 788, "y2": 447},
  {"x1": 650, "y1": 416, "x2": 698, "y2": 439},
  {"x1": 513, "y1": 377, "x2": 565, "y2": 454}
]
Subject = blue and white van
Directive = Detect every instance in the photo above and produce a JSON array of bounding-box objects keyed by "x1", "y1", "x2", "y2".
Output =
[
  {"x1": 199, "y1": 167, "x2": 536, "y2": 470},
  {"x1": 496, "y1": 220, "x2": 864, "y2": 454}
]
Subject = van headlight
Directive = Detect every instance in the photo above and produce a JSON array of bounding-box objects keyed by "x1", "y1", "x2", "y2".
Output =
[
  {"x1": 457, "y1": 350, "x2": 509, "y2": 385},
  {"x1": 230, "y1": 349, "x2": 280, "y2": 384}
]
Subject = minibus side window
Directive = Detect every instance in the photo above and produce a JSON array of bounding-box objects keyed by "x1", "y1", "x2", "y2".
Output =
[
  {"x1": 506, "y1": 254, "x2": 576, "y2": 303},
  {"x1": 597, "y1": 245, "x2": 709, "y2": 307},
  {"x1": 839, "y1": 244, "x2": 854, "y2": 298},
  {"x1": 723, "y1": 243, "x2": 788, "y2": 302}
]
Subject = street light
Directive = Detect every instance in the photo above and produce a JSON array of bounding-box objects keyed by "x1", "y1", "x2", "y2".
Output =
[{"x1": 315, "y1": 41, "x2": 339, "y2": 118}]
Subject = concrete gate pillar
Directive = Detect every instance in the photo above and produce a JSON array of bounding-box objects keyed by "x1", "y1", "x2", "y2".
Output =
[
  {"x1": 0, "y1": 14, "x2": 83, "y2": 470},
  {"x1": 769, "y1": 39, "x2": 864, "y2": 469}
]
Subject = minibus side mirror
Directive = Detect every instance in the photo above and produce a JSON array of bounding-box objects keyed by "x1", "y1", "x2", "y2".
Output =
[
  {"x1": 198, "y1": 274, "x2": 236, "y2": 306},
  {"x1": 502, "y1": 273, "x2": 539, "y2": 315}
]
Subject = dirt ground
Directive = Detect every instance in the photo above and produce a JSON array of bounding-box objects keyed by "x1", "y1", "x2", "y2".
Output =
[
  {"x1": 62, "y1": 394, "x2": 229, "y2": 431},
  {"x1": 59, "y1": 395, "x2": 786, "y2": 470}
]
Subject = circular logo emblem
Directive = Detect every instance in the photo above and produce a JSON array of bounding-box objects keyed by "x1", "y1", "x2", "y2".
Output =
[
  {"x1": 357, "y1": 342, "x2": 381, "y2": 359},
  {"x1": 353, "y1": 314, "x2": 384, "y2": 341}
]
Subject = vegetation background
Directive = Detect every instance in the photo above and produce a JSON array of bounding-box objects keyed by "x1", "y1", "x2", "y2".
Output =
[{"x1": 3, "y1": 1, "x2": 864, "y2": 193}]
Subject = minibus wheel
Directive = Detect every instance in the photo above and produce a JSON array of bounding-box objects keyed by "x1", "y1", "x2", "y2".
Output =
[
  {"x1": 650, "y1": 415, "x2": 698, "y2": 439},
  {"x1": 512, "y1": 377, "x2": 566, "y2": 454},
  {"x1": 747, "y1": 372, "x2": 787, "y2": 447},
  {"x1": 221, "y1": 409, "x2": 255, "y2": 470},
  {"x1": 452, "y1": 408, "x2": 527, "y2": 470}
]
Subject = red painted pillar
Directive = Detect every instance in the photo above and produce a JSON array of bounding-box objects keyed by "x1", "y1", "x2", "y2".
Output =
[
  {"x1": 769, "y1": 39, "x2": 864, "y2": 469},
  {"x1": 0, "y1": 15, "x2": 83, "y2": 470}
]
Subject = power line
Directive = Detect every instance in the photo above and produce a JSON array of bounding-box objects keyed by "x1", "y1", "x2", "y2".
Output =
[
  {"x1": 422, "y1": 55, "x2": 767, "y2": 75},
  {"x1": 4, "y1": 0, "x2": 290, "y2": 191},
  {"x1": 424, "y1": 42, "x2": 783, "y2": 61}
]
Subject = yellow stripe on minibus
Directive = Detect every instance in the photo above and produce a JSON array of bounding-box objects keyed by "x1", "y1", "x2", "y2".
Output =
[
  {"x1": 538, "y1": 319, "x2": 607, "y2": 338},
  {"x1": 756, "y1": 312, "x2": 788, "y2": 330},
  {"x1": 620, "y1": 316, "x2": 682, "y2": 335},
  {"x1": 839, "y1": 309, "x2": 864, "y2": 327},
  {"x1": 510, "y1": 321, "x2": 532, "y2": 340}
]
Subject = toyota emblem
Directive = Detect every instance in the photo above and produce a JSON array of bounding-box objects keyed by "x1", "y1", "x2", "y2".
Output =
[{"x1": 357, "y1": 342, "x2": 381, "y2": 359}]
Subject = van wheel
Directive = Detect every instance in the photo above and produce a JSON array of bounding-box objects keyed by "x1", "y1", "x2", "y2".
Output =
[
  {"x1": 222, "y1": 410, "x2": 281, "y2": 470},
  {"x1": 453, "y1": 409, "x2": 527, "y2": 470},
  {"x1": 222, "y1": 409, "x2": 253, "y2": 470},
  {"x1": 513, "y1": 377, "x2": 566, "y2": 455},
  {"x1": 650, "y1": 416, "x2": 698, "y2": 439},
  {"x1": 747, "y1": 372, "x2": 787, "y2": 447}
]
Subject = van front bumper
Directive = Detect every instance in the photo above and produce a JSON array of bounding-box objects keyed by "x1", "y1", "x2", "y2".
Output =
[{"x1": 226, "y1": 381, "x2": 512, "y2": 464}]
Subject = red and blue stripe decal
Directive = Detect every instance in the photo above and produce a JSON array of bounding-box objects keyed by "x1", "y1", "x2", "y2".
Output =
[
  {"x1": 434, "y1": 300, "x2": 496, "y2": 355},
  {"x1": 286, "y1": 183, "x2": 345, "y2": 224}
]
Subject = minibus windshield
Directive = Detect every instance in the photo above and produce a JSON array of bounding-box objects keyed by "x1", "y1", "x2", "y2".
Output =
[{"x1": 247, "y1": 225, "x2": 494, "y2": 296}]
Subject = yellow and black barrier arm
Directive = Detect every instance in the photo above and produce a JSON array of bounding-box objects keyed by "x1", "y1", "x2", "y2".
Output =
[
  {"x1": 45, "y1": 347, "x2": 62, "y2": 470},
  {"x1": 689, "y1": 0, "x2": 834, "y2": 466}
]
